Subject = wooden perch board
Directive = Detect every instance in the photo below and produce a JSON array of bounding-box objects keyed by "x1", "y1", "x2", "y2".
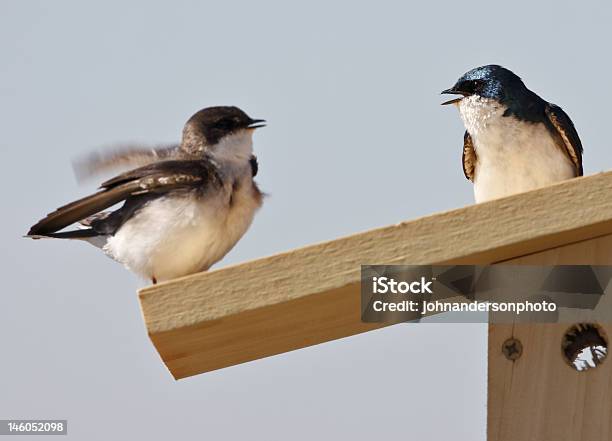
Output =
[{"x1": 139, "y1": 171, "x2": 612, "y2": 379}]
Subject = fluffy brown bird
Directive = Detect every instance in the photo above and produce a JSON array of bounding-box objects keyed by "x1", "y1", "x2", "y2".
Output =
[{"x1": 28, "y1": 106, "x2": 265, "y2": 284}]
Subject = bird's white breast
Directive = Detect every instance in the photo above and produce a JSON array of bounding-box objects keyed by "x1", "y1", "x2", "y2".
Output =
[
  {"x1": 458, "y1": 96, "x2": 575, "y2": 203},
  {"x1": 103, "y1": 176, "x2": 261, "y2": 282},
  {"x1": 103, "y1": 129, "x2": 262, "y2": 282}
]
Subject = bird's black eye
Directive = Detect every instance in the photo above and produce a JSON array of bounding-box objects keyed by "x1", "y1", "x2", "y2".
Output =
[
  {"x1": 458, "y1": 79, "x2": 481, "y2": 94},
  {"x1": 215, "y1": 118, "x2": 234, "y2": 130}
]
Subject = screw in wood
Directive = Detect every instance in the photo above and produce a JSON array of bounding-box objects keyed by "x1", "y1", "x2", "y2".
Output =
[{"x1": 502, "y1": 337, "x2": 523, "y2": 361}]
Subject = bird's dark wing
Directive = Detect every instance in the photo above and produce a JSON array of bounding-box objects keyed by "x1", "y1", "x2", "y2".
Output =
[
  {"x1": 544, "y1": 104, "x2": 583, "y2": 176},
  {"x1": 72, "y1": 144, "x2": 178, "y2": 182},
  {"x1": 28, "y1": 159, "x2": 220, "y2": 236},
  {"x1": 462, "y1": 131, "x2": 477, "y2": 181},
  {"x1": 249, "y1": 155, "x2": 258, "y2": 177}
]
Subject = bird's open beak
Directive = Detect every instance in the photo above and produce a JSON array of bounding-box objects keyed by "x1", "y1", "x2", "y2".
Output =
[
  {"x1": 248, "y1": 119, "x2": 266, "y2": 129},
  {"x1": 440, "y1": 88, "x2": 466, "y2": 106}
]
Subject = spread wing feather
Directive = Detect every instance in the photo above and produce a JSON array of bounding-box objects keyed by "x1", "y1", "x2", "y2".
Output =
[
  {"x1": 72, "y1": 144, "x2": 178, "y2": 182},
  {"x1": 28, "y1": 159, "x2": 218, "y2": 236}
]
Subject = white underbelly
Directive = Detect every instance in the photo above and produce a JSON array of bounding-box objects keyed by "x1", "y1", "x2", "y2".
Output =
[
  {"x1": 104, "y1": 184, "x2": 261, "y2": 281},
  {"x1": 471, "y1": 124, "x2": 576, "y2": 203},
  {"x1": 458, "y1": 96, "x2": 577, "y2": 203}
]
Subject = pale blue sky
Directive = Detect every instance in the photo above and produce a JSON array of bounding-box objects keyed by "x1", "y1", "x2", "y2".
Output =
[{"x1": 2, "y1": 1, "x2": 611, "y2": 439}]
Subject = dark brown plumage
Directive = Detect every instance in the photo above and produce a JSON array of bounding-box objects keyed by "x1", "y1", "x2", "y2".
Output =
[
  {"x1": 462, "y1": 131, "x2": 477, "y2": 182},
  {"x1": 544, "y1": 103, "x2": 583, "y2": 177},
  {"x1": 28, "y1": 159, "x2": 220, "y2": 236}
]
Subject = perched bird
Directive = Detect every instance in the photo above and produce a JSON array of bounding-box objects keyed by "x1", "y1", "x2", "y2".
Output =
[
  {"x1": 27, "y1": 106, "x2": 265, "y2": 284},
  {"x1": 441, "y1": 65, "x2": 583, "y2": 202}
]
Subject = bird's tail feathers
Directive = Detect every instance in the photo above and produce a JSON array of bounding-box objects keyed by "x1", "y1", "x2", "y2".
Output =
[{"x1": 25, "y1": 229, "x2": 108, "y2": 248}]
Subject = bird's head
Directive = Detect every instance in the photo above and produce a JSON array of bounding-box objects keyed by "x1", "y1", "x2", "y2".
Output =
[
  {"x1": 441, "y1": 65, "x2": 526, "y2": 106},
  {"x1": 181, "y1": 106, "x2": 265, "y2": 155}
]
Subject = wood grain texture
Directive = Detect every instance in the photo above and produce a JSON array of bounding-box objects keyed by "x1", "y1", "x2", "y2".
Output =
[
  {"x1": 138, "y1": 171, "x2": 612, "y2": 379},
  {"x1": 488, "y1": 235, "x2": 612, "y2": 441}
]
